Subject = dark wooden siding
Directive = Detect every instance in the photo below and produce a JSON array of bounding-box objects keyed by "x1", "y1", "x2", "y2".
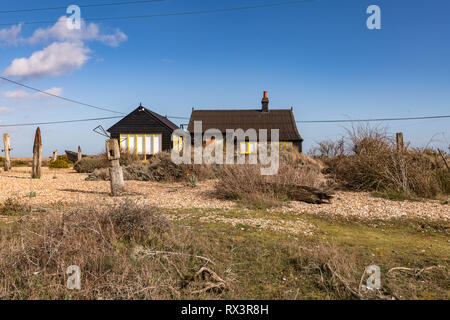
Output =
[{"x1": 108, "y1": 108, "x2": 176, "y2": 151}]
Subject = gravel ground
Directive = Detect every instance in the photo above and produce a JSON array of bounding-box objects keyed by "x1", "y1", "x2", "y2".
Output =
[
  {"x1": 0, "y1": 167, "x2": 448, "y2": 222},
  {"x1": 0, "y1": 167, "x2": 234, "y2": 210}
]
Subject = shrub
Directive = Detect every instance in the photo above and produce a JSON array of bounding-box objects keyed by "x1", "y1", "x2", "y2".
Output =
[
  {"x1": 215, "y1": 150, "x2": 331, "y2": 208},
  {"x1": 85, "y1": 151, "x2": 220, "y2": 183},
  {"x1": 0, "y1": 200, "x2": 224, "y2": 299},
  {"x1": 73, "y1": 156, "x2": 109, "y2": 173},
  {"x1": 11, "y1": 160, "x2": 29, "y2": 167},
  {"x1": 0, "y1": 198, "x2": 25, "y2": 216},
  {"x1": 315, "y1": 124, "x2": 449, "y2": 198},
  {"x1": 49, "y1": 159, "x2": 71, "y2": 169},
  {"x1": 57, "y1": 155, "x2": 72, "y2": 163}
]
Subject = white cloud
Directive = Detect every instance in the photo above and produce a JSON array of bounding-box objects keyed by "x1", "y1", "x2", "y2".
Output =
[
  {"x1": 4, "y1": 87, "x2": 63, "y2": 100},
  {"x1": 0, "y1": 106, "x2": 13, "y2": 114},
  {"x1": 3, "y1": 42, "x2": 90, "y2": 78},
  {"x1": 26, "y1": 16, "x2": 127, "y2": 47},
  {"x1": 0, "y1": 24, "x2": 22, "y2": 46},
  {"x1": 0, "y1": 16, "x2": 126, "y2": 79}
]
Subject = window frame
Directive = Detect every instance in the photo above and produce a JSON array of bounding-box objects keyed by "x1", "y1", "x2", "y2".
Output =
[
  {"x1": 239, "y1": 141, "x2": 257, "y2": 154},
  {"x1": 119, "y1": 133, "x2": 163, "y2": 160}
]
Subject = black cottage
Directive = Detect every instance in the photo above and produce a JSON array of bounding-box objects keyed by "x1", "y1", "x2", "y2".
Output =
[{"x1": 107, "y1": 104, "x2": 181, "y2": 156}]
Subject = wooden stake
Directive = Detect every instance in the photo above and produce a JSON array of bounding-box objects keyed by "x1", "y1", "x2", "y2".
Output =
[
  {"x1": 396, "y1": 132, "x2": 404, "y2": 151},
  {"x1": 106, "y1": 139, "x2": 124, "y2": 196},
  {"x1": 438, "y1": 149, "x2": 450, "y2": 172},
  {"x1": 32, "y1": 127, "x2": 42, "y2": 179},
  {"x1": 3, "y1": 133, "x2": 11, "y2": 171},
  {"x1": 77, "y1": 146, "x2": 82, "y2": 162},
  {"x1": 52, "y1": 150, "x2": 57, "y2": 162}
]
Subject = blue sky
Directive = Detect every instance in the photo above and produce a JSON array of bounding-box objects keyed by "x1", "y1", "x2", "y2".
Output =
[{"x1": 0, "y1": 0, "x2": 449, "y2": 157}]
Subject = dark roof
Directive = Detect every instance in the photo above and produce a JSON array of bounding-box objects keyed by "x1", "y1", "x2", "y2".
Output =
[
  {"x1": 187, "y1": 109, "x2": 302, "y2": 141},
  {"x1": 107, "y1": 105, "x2": 179, "y2": 133}
]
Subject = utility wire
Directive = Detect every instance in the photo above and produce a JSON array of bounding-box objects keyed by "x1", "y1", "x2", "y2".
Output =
[
  {"x1": 0, "y1": 0, "x2": 165, "y2": 14},
  {"x1": 0, "y1": 76, "x2": 125, "y2": 115},
  {"x1": 1, "y1": 113, "x2": 448, "y2": 128},
  {"x1": 296, "y1": 115, "x2": 450, "y2": 123},
  {"x1": 0, "y1": 0, "x2": 314, "y2": 26},
  {"x1": 0, "y1": 116, "x2": 123, "y2": 127}
]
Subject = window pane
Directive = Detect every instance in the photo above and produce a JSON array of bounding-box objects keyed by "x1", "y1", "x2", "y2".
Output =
[
  {"x1": 128, "y1": 135, "x2": 136, "y2": 153},
  {"x1": 120, "y1": 135, "x2": 127, "y2": 151},
  {"x1": 153, "y1": 135, "x2": 161, "y2": 154},
  {"x1": 249, "y1": 142, "x2": 256, "y2": 153},
  {"x1": 240, "y1": 142, "x2": 245, "y2": 154},
  {"x1": 137, "y1": 135, "x2": 144, "y2": 154},
  {"x1": 145, "y1": 135, "x2": 152, "y2": 154}
]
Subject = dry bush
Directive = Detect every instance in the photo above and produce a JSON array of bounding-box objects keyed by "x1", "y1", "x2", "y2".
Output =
[
  {"x1": 286, "y1": 243, "x2": 362, "y2": 299},
  {"x1": 317, "y1": 124, "x2": 450, "y2": 198},
  {"x1": 0, "y1": 200, "x2": 226, "y2": 299},
  {"x1": 0, "y1": 198, "x2": 26, "y2": 216},
  {"x1": 215, "y1": 149, "x2": 332, "y2": 207},
  {"x1": 86, "y1": 151, "x2": 220, "y2": 183},
  {"x1": 73, "y1": 155, "x2": 109, "y2": 173},
  {"x1": 309, "y1": 138, "x2": 345, "y2": 158},
  {"x1": 49, "y1": 159, "x2": 71, "y2": 169}
]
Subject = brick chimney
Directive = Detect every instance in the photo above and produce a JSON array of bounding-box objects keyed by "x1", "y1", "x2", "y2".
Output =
[{"x1": 261, "y1": 91, "x2": 269, "y2": 112}]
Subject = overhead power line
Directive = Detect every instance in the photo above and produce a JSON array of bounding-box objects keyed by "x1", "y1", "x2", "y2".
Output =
[
  {"x1": 296, "y1": 115, "x2": 450, "y2": 123},
  {"x1": 0, "y1": 0, "x2": 165, "y2": 14},
  {"x1": 0, "y1": 0, "x2": 314, "y2": 26},
  {"x1": 0, "y1": 116, "x2": 123, "y2": 127},
  {"x1": 0, "y1": 76, "x2": 125, "y2": 115}
]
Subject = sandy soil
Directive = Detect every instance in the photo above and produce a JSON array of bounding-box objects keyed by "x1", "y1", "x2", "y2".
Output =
[{"x1": 0, "y1": 167, "x2": 448, "y2": 221}]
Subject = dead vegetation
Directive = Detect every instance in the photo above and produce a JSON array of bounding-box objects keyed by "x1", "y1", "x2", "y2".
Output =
[
  {"x1": 215, "y1": 150, "x2": 333, "y2": 208},
  {"x1": 311, "y1": 124, "x2": 450, "y2": 199},
  {"x1": 0, "y1": 200, "x2": 229, "y2": 299},
  {"x1": 0, "y1": 199, "x2": 448, "y2": 300},
  {"x1": 84, "y1": 151, "x2": 220, "y2": 183}
]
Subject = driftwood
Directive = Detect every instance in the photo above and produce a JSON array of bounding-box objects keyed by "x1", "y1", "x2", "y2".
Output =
[
  {"x1": 65, "y1": 150, "x2": 86, "y2": 163},
  {"x1": 286, "y1": 185, "x2": 333, "y2": 204},
  {"x1": 266, "y1": 183, "x2": 333, "y2": 204}
]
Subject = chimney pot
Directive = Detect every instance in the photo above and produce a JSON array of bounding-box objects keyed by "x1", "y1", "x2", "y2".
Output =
[{"x1": 261, "y1": 91, "x2": 269, "y2": 112}]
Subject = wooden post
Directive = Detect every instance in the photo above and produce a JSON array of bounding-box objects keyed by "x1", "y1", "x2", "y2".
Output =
[
  {"x1": 52, "y1": 150, "x2": 57, "y2": 162},
  {"x1": 32, "y1": 127, "x2": 42, "y2": 179},
  {"x1": 106, "y1": 139, "x2": 124, "y2": 196},
  {"x1": 396, "y1": 132, "x2": 404, "y2": 151},
  {"x1": 3, "y1": 133, "x2": 11, "y2": 171},
  {"x1": 77, "y1": 146, "x2": 82, "y2": 162},
  {"x1": 438, "y1": 149, "x2": 450, "y2": 172}
]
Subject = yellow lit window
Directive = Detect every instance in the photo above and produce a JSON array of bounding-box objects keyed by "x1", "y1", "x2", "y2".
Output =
[
  {"x1": 280, "y1": 141, "x2": 293, "y2": 150},
  {"x1": 173, "y1": 135, "x2": 183, "y2": 151},
  {"x1": 119, "y1": 133, "x2": 162, "y2": 158},
  {"x1": 240, "y1": 141, "x2": 257, "y2": 154}
]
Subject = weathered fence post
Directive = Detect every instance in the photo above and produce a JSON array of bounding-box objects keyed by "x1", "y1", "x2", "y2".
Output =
[
  {"x1": 106, "y1": 139, "x2": 124, "y2": 196},
  {"x1": 52, "y1": 150, "x2": 57, "y2": 162},
  {"x1": 396, "y1": 132, "x2": 404, "y2": 151},
  {"x1": 77, "y1": 146, "x2": 82, "y2": 162},
  {"x1": 3, "y1": 133, "x2": 11, "y2": 171},
  {"x1": 438, "y1": 148, "x2": 450, "y2": 172},
  {"x1": 32, "y1": 127, "x2": 42, "y2": 179}
]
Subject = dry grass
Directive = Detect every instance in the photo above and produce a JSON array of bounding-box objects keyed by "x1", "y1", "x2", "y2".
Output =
[
  {"x1": 0, "y1": 200, "x2": 228, "y2": 299},
  {"x1": 215, "y1": 150, "x2": 331, "y2": 208},
  {"x1": 0, "y1": 197, "x2": 26, "y2": 216},
  {"x1": 314, "y1": 124, "x2": 450, "y2": 199},
  {"x1": 85, "y1": 151, "x2": 220, "y2": 183}
]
